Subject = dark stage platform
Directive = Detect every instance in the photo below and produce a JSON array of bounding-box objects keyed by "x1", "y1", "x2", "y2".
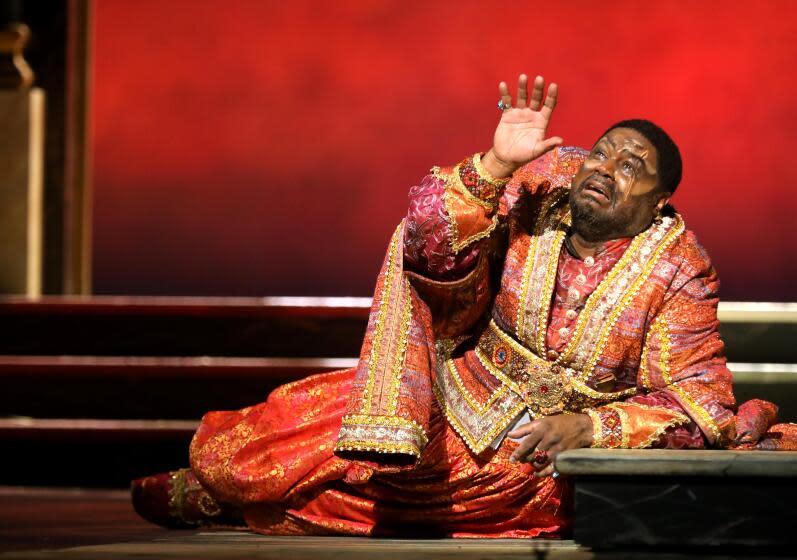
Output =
[{"x1": 2, "y1": 486, "x2": 796, "y2": 560}]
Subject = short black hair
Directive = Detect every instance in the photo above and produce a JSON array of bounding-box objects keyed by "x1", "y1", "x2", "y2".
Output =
[{"x1": 602, "y1": 119, "x2": 682, "y2": 194}]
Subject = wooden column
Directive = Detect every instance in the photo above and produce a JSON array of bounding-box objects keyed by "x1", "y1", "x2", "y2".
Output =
[{"x1": 0, "y1": 24, "x2": 43, "y2": 295}]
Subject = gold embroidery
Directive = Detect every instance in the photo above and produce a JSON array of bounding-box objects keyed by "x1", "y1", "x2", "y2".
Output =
[
  {"x1": 384, "y1": 277, "x2": 413, "y2": 415},
  {"x1": 569, "y1": 377, "x2": 637, "y2": 401},
  {"x1": 473, "y1": 346, "x2": 523, "y2": 397},
  {"x1": 606, "y1": 403, "x2": 632, "y2": 448},
  {"x1": 667, "y1": 384, "x2": 722, "y2": 443},
  {"x1": 433, "y1": 340, "x2": 526, "y2": 454},
  {"x1": 472, "y1": 152, "x2": 511, "y2": 187},
  {"x1": 361, "y1": 223, "x2": 403, "y2": 413},
  {"x1": 559, "y1": 234, "x2": 646, "y2": 365},
  {"x1": 535, "y1": 224, "x2": 568, "y2": 354},
  {"x1": 340, "y1": 414, "x2": 426, "y2": 436},
  {"x1": 432, "y1": 380, "x2": 525, "y2": 454},
  {"x1": 640, "y1": 316, "x2": 672, "y2": 389},
  {"x1": 433, "y1": 166, "x2": 501, "y2": 253},
  {"x1": 578, "y1": 218, "x2": 684, "y2": 382},
  {"x1": 585, "y1": 409, "x2": 604, "y2": 448},
  {"x1": 515, "y1": 191, "x2": 568, "y2": 343},
  {"x1": 639, "y1": 324, "x2": 654, "y2": 390},
  {"x1": 476, "y1": 320, "x2": 638, "y2": 414},
  {"x1": 656, "y1": 319, "x2": 672, "y2": 385},
  {"x1": 334, "y1": 441, "x2": 422, "y2": 456},
  {"x1": 336, "y1": 414, "x2": 428, "y2": 458},
  {"x1": 447, "y1": 358, "x2": 507, "y2": 415},
  {"x1": 432, "y1": 164, "x2": 496, "y2": 211}
]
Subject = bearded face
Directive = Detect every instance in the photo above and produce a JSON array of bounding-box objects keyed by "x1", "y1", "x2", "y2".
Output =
[{"x1": 569, "y1": 128, "x2": 668, "y2": 241}]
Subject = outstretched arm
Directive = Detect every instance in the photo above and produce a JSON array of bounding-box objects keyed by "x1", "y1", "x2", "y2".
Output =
[{"x1": 405, "y1": 74, "x2": 563, "y2": 280}]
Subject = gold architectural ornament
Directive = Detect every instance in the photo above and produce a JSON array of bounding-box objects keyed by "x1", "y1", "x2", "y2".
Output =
[{"x1": 0, "y1": 23, "x2": 34, "y2": 89}]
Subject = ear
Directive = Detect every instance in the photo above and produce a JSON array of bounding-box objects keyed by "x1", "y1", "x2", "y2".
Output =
[{"x1": 654, "y1": 192, "x2": 671, "y2": 214}]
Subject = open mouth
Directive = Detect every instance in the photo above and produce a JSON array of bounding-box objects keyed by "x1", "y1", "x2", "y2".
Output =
[{"x1": 581, "y1": 178, "x2": 612, "y2": 204}]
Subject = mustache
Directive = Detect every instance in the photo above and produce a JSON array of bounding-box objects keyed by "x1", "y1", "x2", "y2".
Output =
[{"x1": 580, "y1": 174, "x2": 615, "y2": 201}]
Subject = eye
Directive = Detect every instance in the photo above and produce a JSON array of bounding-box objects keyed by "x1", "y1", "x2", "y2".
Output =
[
  {"x1": 622, "y1": 161, "x2": 635, "y2": 174},
  {"x1": 592, "y1": 149, "x2": 606, "y2": 160}
]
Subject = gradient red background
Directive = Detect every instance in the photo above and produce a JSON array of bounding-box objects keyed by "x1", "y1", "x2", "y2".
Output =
[{"x1": 91, "y1": 0, "x2": 797, "y2": 300}]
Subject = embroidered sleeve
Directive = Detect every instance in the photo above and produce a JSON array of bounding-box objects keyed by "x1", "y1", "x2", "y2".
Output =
[
  {"x1": 587, "y1": 233, "x2": 737, "y2": 449},
  {"x1": 586, "y1": 402, "x2": 692, "y2": 449},
  {"x1": 404, "y1": 153, "x2": 508, "y2": 280},
  {"x1": 637, "y1": 236, "x2": 737, "y2": 447}
]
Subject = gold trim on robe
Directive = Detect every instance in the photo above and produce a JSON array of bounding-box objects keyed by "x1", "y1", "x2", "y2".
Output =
[{"x1": 336, "y1": 222, "x2": 428, "y2": 461}]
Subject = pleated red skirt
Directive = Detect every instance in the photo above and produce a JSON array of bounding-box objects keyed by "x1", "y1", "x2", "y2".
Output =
[{"x1": 189, "y1": 369, "x2": 572, "y2": 538}]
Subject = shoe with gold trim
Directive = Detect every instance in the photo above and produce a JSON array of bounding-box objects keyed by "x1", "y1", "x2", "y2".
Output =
[{"x1": 131, "y1": 468, "x2": 245, "y2": 528}]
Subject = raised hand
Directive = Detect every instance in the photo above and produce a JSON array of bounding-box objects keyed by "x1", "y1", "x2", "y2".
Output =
[{"x1": 481, "y1": 74, "x2": 563, "y2": 179}]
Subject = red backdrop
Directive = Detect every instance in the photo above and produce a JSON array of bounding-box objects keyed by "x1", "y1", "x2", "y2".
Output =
[{"x1": 91, "y1": 0, "x2": 797, "y2": 300}]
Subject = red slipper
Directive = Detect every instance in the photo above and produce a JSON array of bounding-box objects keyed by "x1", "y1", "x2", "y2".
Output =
[{"x1": 131, "y1": 468, "x2": 245, "y2": 528}]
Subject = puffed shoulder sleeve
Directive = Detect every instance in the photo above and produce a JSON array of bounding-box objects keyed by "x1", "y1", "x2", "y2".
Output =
[{"x1": 403, "y1": 153, "x2": 508, "y2": 280}]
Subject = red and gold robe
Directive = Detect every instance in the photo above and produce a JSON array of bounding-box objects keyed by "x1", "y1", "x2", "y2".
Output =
[{"x1": 189, "y1": 148, "x2": 794, "y2": 538}]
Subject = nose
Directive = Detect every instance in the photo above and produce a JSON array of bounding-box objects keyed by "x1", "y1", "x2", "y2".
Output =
[{"x1": 595, "y1": 158, "x2": 614, "y2": 178}]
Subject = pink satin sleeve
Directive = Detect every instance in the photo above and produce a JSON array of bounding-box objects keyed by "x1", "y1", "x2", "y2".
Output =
[{"x1": 403, "y1": 174, "x2": 482, "y2": 280}]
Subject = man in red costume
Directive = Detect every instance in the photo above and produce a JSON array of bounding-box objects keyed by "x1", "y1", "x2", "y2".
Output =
[{"x1": 133, "y1": 74, "x2": 795, "y2": 537}]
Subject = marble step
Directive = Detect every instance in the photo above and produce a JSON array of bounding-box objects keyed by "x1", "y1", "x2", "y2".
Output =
[{"x1": 556, "y1": 448, "x2": 797, "y2": 548}]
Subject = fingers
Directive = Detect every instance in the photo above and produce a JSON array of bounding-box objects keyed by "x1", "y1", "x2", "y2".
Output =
[
  {"x1": 509, "y1": 427, "x2": 545, "y2": 463},
  {"x1": 498, "y1": 81, "x2": 512, "y2": 110},
  {"x1": 534, "y1": 463, "x2": 556, "y2": 478},
  {"x1": 515, "y1": 74, "x2": 528, "y2": 109},
  {"x1": 498, "y1": 74, "x2": 556, "y2": 115},
  {"x1": 507, "y1": 420, "x2": 538, "y2": 440},
  {"x1": 528, "y1": 75, "x2": 544, "y2": 111},
  {"x1": 539, "y1": 82, "x2": 558, "y2": 120},
  {"x1": 537, "y1": 136, "x2": 564, "y2": 156}
]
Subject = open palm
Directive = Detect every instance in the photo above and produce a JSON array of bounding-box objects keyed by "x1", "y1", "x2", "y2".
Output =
[{"x1": 492, "y1": 75, "x2": 562, "y2": 169}]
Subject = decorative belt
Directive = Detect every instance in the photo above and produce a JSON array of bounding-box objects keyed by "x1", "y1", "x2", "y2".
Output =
[{"x1": 476, "y1": 320, "x2": 576, "y2": 416}]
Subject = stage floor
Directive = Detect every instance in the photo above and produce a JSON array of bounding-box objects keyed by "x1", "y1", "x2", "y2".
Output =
[{"x1": 0, "y1": 486, "x2": 792, "y2": 560}]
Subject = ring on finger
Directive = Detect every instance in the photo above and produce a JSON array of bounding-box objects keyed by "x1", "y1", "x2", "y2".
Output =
[
  {"x1": 531, "y1": 449, "x2": 549, "y2": 465},
  {"x1": 497, "y1": 99, "x2": 511, "y2": 111}
]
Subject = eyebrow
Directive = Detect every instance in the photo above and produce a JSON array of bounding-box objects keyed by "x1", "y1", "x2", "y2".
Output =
[{"x1": 620, "y1": 149, "x2": 645, "y2": 167}]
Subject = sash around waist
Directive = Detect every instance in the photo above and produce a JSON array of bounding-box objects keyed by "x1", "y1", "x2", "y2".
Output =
[{"x1": 474, "y1": 319, "x2": 635, "y2": 415}]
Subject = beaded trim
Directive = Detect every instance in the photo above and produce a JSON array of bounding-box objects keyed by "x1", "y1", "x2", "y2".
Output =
[
  {"x1": 588, "y1": 408, "x2": 623, "y2": 449},
  {"x1": 576, "y1": 216, "x2": 684, "y2": 380},
  {"x1": 585, "y1": 409, "x2": 605, "y2": 447},
  {"x1": 360, "y1": 223, "x2": 412, "y2": 416},
  {"x1": 447, "y1": 358, "x2": 508, "y2": 415},
  {"x1": 514, "y1": 195, "x2": 685, "y2": 387},
  {"x1": 432, "y1": 167, "x2": 500, "y2": 253},
  {"x1": 460, "y1": 152, "x2": 510, "y2": 207},
  {"x1": 515, "y1": 190, "x2": 569, "y2": 344},
  {"x1": 639, "y1": 316, "x2": 672, "y2": 389},
  {"x1": 605, "y1": 403, "x2": 632, "y2": 448},
  {"x1": 335, "y1": 414, "x2": 428, "y2": 457},
  {"x1": 667, "y1": 384, "x2": 722, "y2": 444},
  {"x1": 433, "y1": 342, "x2": 525, "y2": 454}
]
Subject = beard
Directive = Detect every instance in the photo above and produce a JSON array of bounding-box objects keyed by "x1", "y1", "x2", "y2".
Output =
[{"x1": 568, "y1": 188, "x2": 630, "y2": 242}]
